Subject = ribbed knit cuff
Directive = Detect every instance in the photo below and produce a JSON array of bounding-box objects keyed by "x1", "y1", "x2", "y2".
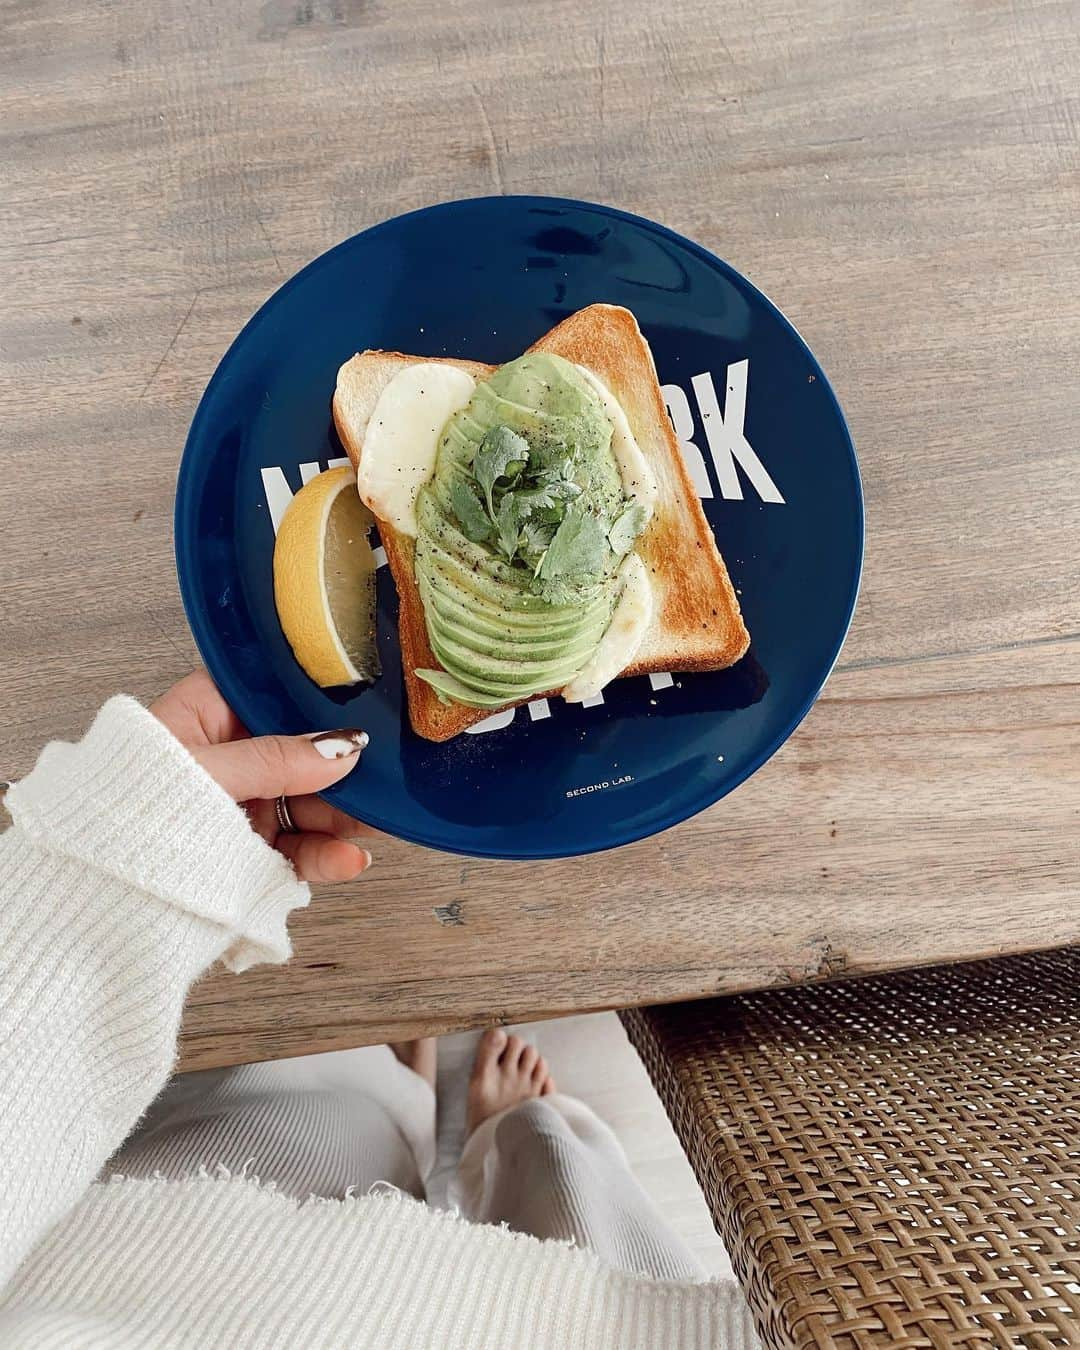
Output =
[{"x1": 6, "y1": 696, "x2": 309, "y2": 971}]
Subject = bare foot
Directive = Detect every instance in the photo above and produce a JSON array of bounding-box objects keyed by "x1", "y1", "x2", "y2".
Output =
[
  {"x1": 390, "y1": 1037, "x2": 437, "y2": 1090},
  {"x1": 466, "y1": 1028, "x2": 556, "y2": 1134}
]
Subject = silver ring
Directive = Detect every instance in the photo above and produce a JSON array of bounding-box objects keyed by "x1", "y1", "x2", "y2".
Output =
[{"x1": 274, "y1": 795, "x2": 299, "y2": 834}]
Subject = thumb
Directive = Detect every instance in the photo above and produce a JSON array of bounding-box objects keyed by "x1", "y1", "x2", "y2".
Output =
[{"x1": 192, "y1": 729, "x2": 369, "y2": 802}]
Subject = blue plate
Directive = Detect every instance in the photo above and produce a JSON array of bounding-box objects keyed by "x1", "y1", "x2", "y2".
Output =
[{"x1": 176, "y1": 196, "x2": 862, "y2": 860}]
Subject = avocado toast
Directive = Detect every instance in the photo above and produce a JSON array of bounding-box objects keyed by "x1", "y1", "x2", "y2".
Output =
[{"x1": 334, "y1": 304, "x2": 749, "y2": 742}]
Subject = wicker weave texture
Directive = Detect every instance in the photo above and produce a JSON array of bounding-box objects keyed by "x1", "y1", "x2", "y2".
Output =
[{"x1": 622, "y1": 949, "x2": 1080, "y2": 1349}]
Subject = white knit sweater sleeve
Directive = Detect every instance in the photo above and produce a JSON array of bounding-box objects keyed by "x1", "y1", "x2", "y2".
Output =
[{"x1": 0, "y1": 696, "x2": 310, "y2": 1288}]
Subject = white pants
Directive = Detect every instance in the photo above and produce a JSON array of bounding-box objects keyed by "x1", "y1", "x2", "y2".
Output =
[{"x1": 108, "y1": 1048, "x2": 703, "y2": 1282}]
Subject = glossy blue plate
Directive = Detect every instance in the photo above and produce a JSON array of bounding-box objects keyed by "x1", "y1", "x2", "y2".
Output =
[{"x1": 176, "y1": 196, "x2": 862, "y2": 860}]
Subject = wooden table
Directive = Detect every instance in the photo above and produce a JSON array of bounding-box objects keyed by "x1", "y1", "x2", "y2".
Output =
[{"x1": 1, "y1": 0, "x2": 1077, "y2": 1072}]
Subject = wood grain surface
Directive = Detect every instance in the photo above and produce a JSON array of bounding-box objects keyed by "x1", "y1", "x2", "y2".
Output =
[{"x1": 1, "y1": 0, "x2": 1077, "y2": 1071}]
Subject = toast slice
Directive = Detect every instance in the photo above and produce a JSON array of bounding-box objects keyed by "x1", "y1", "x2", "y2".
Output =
[{"x1": 333, "y1": 304, "x2": 749, "y2": 741}]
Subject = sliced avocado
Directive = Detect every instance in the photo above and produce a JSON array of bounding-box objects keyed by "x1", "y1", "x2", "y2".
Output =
[
  {"x1": 413, "y1": 350, "x2": 632, "y2": 709},
  {"x1": 428, "y1": 638, "x2": 583, "y2": 698},
  {"x1": 419, "y1": 556, "x2": 601, "y2": 628},
  {"x1": 418, "y1": 540, "x2": 561, "y2": 615},
  {"x1": 414, "y1": 669, "x2": 519, "y2": 709},
  {"x1": 431, "y1": 618, "x2": 604, "y2": 677},
  {"x1": 422, "y1": 581, "x2": 608, "y2": 642}
]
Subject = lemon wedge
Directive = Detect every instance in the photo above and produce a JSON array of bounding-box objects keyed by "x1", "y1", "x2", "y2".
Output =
[{"x1": 273, "y1": 466, "x2": 380, "y2": 687}]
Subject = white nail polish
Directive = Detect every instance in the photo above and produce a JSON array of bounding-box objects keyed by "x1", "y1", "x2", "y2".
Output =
[{"x1": 311, "y1": 730, "x2": 369, "y2": 759}]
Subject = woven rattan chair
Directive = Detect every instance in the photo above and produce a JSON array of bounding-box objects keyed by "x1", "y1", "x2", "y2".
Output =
[{"x1": 621, "y1": 948, "x2": 1080, "y2": 1348}]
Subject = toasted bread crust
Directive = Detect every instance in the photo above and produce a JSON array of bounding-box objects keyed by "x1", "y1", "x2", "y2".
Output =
[{"x1": 333, "y1": 305, "x2": 749, "y2": 741}]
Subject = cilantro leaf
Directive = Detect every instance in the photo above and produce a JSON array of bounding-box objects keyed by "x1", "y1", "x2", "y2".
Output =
[
  {"x1": 495, "y1": 493, "x2": 522, "y2": 561},
  {"x1": 473, "y1": 425, "x2": 529, "y2": 517},
  {"x1": 535, "y1": 463, "x2": 583, "y2": 496},
  {"x1": 521, "y1": 519, "x2": 555, "y2": 555},
  {"x1": 519, "y1": 518, "x2": 555, "y2": 573},
  {"x1": 507, "y1": 484, "x2": 556, "y2": 518},
  {"x1": 510, "y1": 476, "x2": 582, "y2": 537},
  {"x1": 537, "y1": 504, "x2": 611, "y2": 589},
  {"x1": 608, "y1": 499, "x2": 650, "y2": 556},
  {"x1": 450, "y1": 477, "x2": 494, "y2": 544},
  {"x1": 546, "y1": 474, "x2": 583, "y2": 500},
  {"x1": 526, "y1": 436, "x2": 567, "y2": 477},
  {"x1": 512, "y1": 479, "x2": 577, "y2": 519}
]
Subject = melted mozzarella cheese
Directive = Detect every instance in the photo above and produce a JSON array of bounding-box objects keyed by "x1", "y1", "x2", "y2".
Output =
[
  {"x1": 358, "y1": 364, "x2": 476, "y2": 536},
  {"x1": 575, "y1": 365, "x2": 658, "y2": 516},
  {"x1": 563, "y1": 553, "x2": 653, "y2": 703}
]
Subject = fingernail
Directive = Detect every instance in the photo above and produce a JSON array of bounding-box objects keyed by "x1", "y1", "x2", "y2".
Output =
[
  {"x1": 359, "y1": 849, "x2": 373, "y2": 871},
  {"x1": 310, "y1": 729, "x2": 369, "y2": 760}
]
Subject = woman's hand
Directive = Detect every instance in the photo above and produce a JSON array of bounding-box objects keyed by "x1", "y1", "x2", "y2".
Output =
[{"x1": 151, "y1": 670, "x2": 374, "y2": 884}]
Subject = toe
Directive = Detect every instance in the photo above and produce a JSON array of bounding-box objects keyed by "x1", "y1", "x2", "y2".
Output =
[
  {"x1": 501, "y1": 1034, "x2": 525, "y2": 1066},
  {"x1": 530, "y1": 1054, "x2": 548, "y2": 1083},
  {"x1": 541, "y1": 1075, "x2": 556, "y2": 1096},
  {"x1": 519, "y1": 1044, "x2": 540, "y2": 1077},
  {"x1": 475, "y1": 1027, "x2": 508, "y2": 1073}
]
